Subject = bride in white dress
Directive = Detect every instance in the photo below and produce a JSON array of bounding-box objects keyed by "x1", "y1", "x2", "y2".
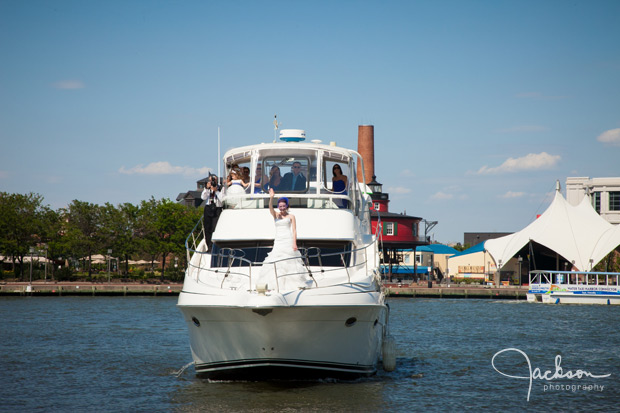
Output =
[{"x1": 256, "y1": 188, "x2": 312, "y2": 291}]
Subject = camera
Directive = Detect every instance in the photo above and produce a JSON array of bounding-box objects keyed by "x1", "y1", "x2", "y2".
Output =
[{"x1": 209, "y1": 176, "x2": 220, "y2": 190}]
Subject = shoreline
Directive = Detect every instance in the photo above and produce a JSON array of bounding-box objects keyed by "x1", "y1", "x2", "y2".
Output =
[
  {"x1": 1, "y1": 281, "x2": 527, "y2": 299},
  {"x1": 0, "y1": 281, "x2": 183, "y2": 296},
  {"x1": 384, "y1": 282, "x2": 528, "y2": 299}
]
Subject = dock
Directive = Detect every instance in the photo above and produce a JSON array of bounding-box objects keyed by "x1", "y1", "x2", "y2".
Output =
[
  {"x1": 0, "y1": 282, "x2": 183, "y2": 296},
  {"x1": 384, "y1": 283, "x2": 528, "y2": 299},
  {"x1": 1, "y1": 281, "x2": 527, "y2": 299}
]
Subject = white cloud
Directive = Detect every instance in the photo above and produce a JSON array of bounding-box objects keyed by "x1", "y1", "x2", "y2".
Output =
[
  {"x1": 495, "y1": 125, "x2": 549, "y2": 133},
  {"x1": 119, "y1": 161, "x2": 211, "y2": 177},
  {"x1": 430, "y1": 191, "x2": 453, "y2": 200},
  {"x1": 597, "y1": 128, "x2": 620, "y2": 146},
  {"x1": 52, "y1": 80, "x2": 85, "y2": 89},
  {"x1": 387, "y1": 186, "x2": 411, "y2": 194},
  {"x1": 400, "y1": 169, "x2": 415, "y2": 177},
  {"x1": 500, "y1": 191, "x2": 525, "y2": 199},
  {"x1": 476, "y1": 152, "x2": 561, "y2": 175}
]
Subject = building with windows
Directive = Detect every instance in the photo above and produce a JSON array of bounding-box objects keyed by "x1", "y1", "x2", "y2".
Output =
[
  {"x1": 464, "y1": 232, "x2": 512, "y2": 248},
  {"x1": 368, "y1": 175, "x2": 430, "y2": 280},
  {"x1": 176, "y1": 177, "x2": 210, "y2": 208},
  {"x1": 566, "y1": 177, "x2": 620, "y2": 224}
]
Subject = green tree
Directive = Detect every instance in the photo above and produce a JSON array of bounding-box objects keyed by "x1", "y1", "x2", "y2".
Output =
[
  {"x1": 101, "y1": 202, "x2": 139, "y2": 277},
  {"x1": 152, "y1": 199, "x2": 199, "y2": 281},
  {"x1": 453, "y1": 243, "x2": 470, "y2": 252},
  {"x1": 0, "y1": 192, "x2": 52, "y2": 279},
  {"x1": 63, "y1": 200, "x2": 102, "y2": 280},
  {"x1": 38, "y1": 207, "x2": 62, "y2": 281},
  {"x1": 1, "y1": 192, "x2": 202, "y2": 282},
  {"x1": 136, "y1": 197, "x2": 159, "y2": 272}
]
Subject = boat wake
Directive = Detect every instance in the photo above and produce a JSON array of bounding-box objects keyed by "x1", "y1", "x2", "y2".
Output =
[{"x1": 174, "y1": 361, "x2": 196, "y2": 378}]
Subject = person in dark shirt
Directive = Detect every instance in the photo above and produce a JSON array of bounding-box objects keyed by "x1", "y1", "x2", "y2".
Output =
[{"x1": 279, "y1": 161, "x2": 306, "y2": 191}]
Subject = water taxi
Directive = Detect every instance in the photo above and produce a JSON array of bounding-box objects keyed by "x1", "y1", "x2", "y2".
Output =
[{"x1": 527, "y1": 270, "x2": 620, "y2": 305}]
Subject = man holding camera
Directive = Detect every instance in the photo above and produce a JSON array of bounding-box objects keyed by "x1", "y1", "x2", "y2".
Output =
[{"x1": 201, "y1": 175, "x2": 223, "y2": 251}]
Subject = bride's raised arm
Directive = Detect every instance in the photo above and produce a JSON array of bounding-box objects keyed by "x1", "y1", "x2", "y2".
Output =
[{"x1": 268, "y1": 188, "x2": 277, "y2": 219}]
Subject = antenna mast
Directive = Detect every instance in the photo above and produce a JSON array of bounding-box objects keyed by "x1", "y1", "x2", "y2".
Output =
[
  {"x1": 217, "y1": 127, "x2": 221, "y2": 181},
  {"x1": 273, "y1": 115, "x2": 279, "y2": 142}
]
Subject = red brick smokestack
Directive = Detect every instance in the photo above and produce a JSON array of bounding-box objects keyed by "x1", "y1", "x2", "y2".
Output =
[{"x1": 357, "y1": 125, "x2": 374, "y2": 184}]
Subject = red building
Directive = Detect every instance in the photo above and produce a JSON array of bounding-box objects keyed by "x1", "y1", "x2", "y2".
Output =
[{"x1": 367, "y1": 175, "x2": 429, "y2": 278}]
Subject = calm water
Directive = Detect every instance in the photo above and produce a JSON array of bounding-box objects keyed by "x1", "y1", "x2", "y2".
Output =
[{"x1": 1, "y1": 296, "x2": 618, "y2": 412}]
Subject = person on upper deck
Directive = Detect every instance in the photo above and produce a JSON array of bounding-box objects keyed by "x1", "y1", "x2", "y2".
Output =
[
  {"x1": 253, "y1": 164, "x2": 268, "y2": 193},
  {"x1": 332, "y1": 164, "x2": 348, "y2": 208},
  {"x1": 279, "y1": 161, "x2": 307, "y2": 191},
  {"x1": 227, "y1": 169, "x2": 249, "y2": 194},
  {"x1": 265, "y1": 165, "x2": 282, "y2": 191},
  {"x1": 200, "y1": 175, "x2": 223, "y2": 250},
  {"x1": 241, "y1": 166, "x2": 251, "y2": 184}
]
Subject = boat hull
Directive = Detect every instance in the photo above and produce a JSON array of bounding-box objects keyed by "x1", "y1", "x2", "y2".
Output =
[
  {"x1": 526, "y1": 293, "x2": 541, "y2": 303},
  {"x1": 178, "y1": 303, "x2": 387, "y2": 379},
  {"x1": 541, "y1": 292, "x2": 620, "y2": 305}
]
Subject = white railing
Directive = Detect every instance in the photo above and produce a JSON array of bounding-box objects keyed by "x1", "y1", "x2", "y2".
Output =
[
  {"x1": 221, "y1": 193, "x2": 353, "y2": 210},
  {"x1": 184, "y1": 219, "x2": 379, "y2": 293},
  {"x1": 529, "y1": 270, "x2": 620, "y2": 288}
]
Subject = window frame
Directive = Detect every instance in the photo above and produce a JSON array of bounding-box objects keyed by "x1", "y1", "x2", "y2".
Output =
[
  {"x1": 609, "y1": 191, "x2": 620, "y2": 211},
  {"x1": 262, "y1": 156, "x2": 311, "y2": 193}
]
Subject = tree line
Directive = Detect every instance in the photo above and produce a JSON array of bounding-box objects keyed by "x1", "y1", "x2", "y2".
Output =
[{"x1": 0, "y1": 192, "x2": 202, "y2": 282}]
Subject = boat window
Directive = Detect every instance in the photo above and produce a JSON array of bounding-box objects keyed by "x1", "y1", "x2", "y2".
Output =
[
  {"x1": 225, "y1": 159, "x2": 251, "y2": 189},
  {"x1": 323, "y1": 159, "x2": 350, "y2": 192},
  {"x1": 261, "y1": 157, "x2": 310, "y2": 193},
  {"x1": 211, "y1": 243, "x2": 271, "y2": 268},
  {"x1": 210, "y1": 242, "x2": 352, "y2": 268},
  {"x1": 251, "y1": 161, "x2": 268, "y2": 195},
  {"x1": 587, "y1": 273, "x2": 597, "y2": 285},
  {"x1": 298, "y1": 242, "x2": 352, "y2": 267},
  {"x1": 322, "y1": 158, "x2": 351, "y2": 209}
]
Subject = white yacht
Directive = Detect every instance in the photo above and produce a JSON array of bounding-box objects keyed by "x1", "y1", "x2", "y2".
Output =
[
  {"x1": 527, "y1": 270, "x2": 620, "y2": 305},
  {"x1": 177, "y1": 129, "x2": 393, "y2": 379}
]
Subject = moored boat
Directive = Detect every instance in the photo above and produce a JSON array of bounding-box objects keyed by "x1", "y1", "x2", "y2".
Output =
[
  {"x1": 527, "y1": 269, "x2": 620, "y2": 305},
  {"x1": 177, "y1": 129, "x2": 393, "y2": 379}
]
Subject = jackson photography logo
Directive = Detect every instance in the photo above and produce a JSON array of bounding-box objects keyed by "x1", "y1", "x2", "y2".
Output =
[{"x1": 491, "y1": 348, "x2": 611, "y2": 401}]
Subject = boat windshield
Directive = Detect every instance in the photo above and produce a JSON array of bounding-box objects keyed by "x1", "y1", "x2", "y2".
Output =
[
  {"x1": 262, "y1": 156, "x2": 311, "y2": 193},
  {"x1": 222, "y1": 146, "x2": 359, "y2": 212}
]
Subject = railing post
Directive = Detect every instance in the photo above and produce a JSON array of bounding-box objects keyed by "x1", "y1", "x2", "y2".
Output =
[
  {"x1": 341, "y1": 253, "x2": 350, "y2": 283},
  {"x1": 273, "y1": 262, "x2": 279, "y2": 292}
]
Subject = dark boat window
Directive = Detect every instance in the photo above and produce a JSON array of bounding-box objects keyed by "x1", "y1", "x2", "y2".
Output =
[
  {"x1": 210, "y1": 243, "x2": 271, "y2": 268},
  {"x1": 211, "y1": 242, "x2": 352, "y2": 268},
  {"x1": 262, "y1": 157, "x2": 310, "y2": 193}
]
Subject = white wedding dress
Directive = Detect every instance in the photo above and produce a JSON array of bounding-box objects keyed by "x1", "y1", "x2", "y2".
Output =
[
  {"x1": 227, "y1": 179, "x2": 246, "y2": 195},
  {"x1": 256, "y1": 216, "x2": 312, "y2": 291}
]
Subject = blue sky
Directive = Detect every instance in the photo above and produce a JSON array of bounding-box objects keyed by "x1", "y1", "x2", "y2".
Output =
[{"x1": 1, "y1": 0, "x2": 619, "y2": 244}]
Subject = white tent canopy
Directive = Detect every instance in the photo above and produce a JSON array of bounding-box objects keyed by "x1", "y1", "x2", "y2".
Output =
[{"x1": 485, "y1": 188, "x2": 620, "y2": 271}]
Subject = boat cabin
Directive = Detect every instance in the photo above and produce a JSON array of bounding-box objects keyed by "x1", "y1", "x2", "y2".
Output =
[
  {"x1": 206, "y1": 131, "x2": 374, "y2": 269},
  {"x1": 221, "y1": 137, "x2": 367, "y2": 215}
]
